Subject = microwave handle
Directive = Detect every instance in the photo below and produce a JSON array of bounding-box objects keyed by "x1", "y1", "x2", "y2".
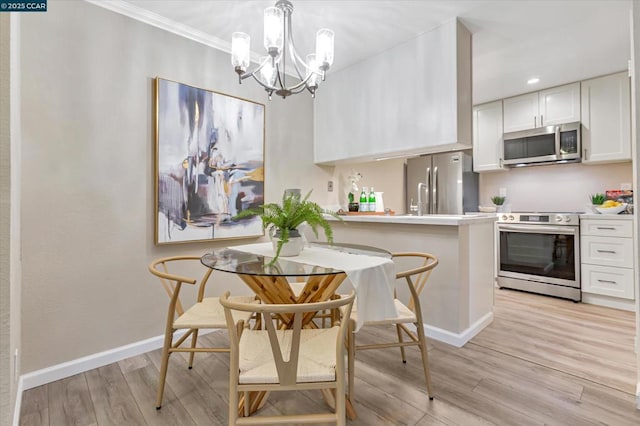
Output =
[{"x1": 554, "y1": 125, "x2": 561, "y2": 156}]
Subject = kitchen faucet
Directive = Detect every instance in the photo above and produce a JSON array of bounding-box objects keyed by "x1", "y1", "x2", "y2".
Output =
[{"x1": 417, "y1": 182, "x2": 426, "y2": 216}]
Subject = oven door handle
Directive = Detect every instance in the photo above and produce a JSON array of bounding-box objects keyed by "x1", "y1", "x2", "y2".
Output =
[{"x1": 498, "y1": 224, "x2": 577, "y2": 235}]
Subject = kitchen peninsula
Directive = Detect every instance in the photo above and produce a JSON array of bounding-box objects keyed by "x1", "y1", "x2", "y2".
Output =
[{"x1": 325, "y1": 214, "x2": 496, "y2": 347}]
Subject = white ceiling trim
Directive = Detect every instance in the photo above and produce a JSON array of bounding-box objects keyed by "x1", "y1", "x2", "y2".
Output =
[
  {"x1": 84, "y1": 0, "x2": 258, "y2": 63},
  {"x1": 84, "y1": 0, "x2": 300, "y2": 77}
]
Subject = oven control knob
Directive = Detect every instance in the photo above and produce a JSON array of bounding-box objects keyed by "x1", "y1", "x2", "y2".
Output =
[
  {"x1": 508, "y1": 215, "x2": 514, "y2": 221},
  {"x1": 501, "y1": 215, "x2": 508, "y2": 221},
  {"x1": 555, "y1": 215, "x2": 563, "y2": 222},
  {"x1": 564, "y1": 216, "x2": 572, "y2": 223}
]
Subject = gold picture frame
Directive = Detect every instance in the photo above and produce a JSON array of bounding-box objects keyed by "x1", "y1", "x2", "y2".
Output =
[{"x1": 154, "y1": 77, "x2": 265, "y2": 244}]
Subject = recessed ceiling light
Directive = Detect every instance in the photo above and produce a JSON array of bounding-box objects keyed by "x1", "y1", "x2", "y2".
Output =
[{"x1": 527, "y1": 78, "x2": 540, "y2": 85}]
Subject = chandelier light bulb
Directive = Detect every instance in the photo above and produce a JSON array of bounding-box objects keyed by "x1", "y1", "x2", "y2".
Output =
[
  {"x1": 306, "y1": 53, "x2": 321, "y2": 89},
  {"x1": 263, "y1": 6, "x2": 284, "y2": 56},
  {"x1": 315, "y1": 28, "x2": 334, "y2": 71},
  {"x1": 231, "y1": 32, "x2": 251, "y2": 72},
  {"x1": 259, "y1": 57, "x2": 277, "y2": 87}
]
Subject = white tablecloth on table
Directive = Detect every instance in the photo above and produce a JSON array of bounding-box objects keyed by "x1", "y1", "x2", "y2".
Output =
[{"x1": 232, "y1": 242, "x2": 397, "y2": 330}]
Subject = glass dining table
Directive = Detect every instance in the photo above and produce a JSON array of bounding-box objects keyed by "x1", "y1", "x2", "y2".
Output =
[
  {"x1": 201, "y1": 241, "x2": 392, "y2": 313},
  {"x1": 200, "y1": 241, "x2": 395, "y2": 419}
]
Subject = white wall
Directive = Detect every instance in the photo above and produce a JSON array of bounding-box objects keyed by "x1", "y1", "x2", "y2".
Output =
[
  {"x1": 18, "y1": 0, "x2": 322, "y2": 374},
  {"x1": 0, "y1": 12, "x2": 21, "y2": 426}
]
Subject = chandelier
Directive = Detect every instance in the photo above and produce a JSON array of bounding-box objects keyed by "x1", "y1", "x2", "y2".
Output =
[{"x1": 231, "y1": 0, "x2": 334, "y2": 99}]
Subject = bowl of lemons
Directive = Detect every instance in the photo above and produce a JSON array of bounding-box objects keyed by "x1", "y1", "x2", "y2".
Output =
[{"x1": 595, "y1": 200, "x2": 627, "y2": 215}]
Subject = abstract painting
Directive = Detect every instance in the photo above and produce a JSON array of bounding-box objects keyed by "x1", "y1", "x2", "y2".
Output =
[{"x1": 155, "y1": 78, "x2": 265, "y2": 244}]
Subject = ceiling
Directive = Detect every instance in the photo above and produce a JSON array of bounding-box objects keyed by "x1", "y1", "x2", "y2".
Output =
[{"x1": 105, "y1": 0, "x2": 632, "y2": 104}]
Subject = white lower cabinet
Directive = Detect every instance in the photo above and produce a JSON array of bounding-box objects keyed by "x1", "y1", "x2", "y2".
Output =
[
  {"x1": 580, "y1": 217, "x2": 634, "y2": 308},
  {"x1": 581, "y1": 264, "x2": 634, "y2": 299}
]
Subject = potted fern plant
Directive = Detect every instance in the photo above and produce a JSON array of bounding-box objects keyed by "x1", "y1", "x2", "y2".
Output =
[{"x1": 233, "y1": 190, "x2": 341, "y2": 263}]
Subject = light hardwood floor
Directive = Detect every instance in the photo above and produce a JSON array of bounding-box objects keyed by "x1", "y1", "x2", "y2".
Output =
[{"x1": 19, "y1": 290, "x2": 640, "y2": 425}]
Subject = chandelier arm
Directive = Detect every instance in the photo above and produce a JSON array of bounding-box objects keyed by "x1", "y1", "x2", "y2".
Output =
[
  {"x1": 239, "y1": 57, "x2": 278, "y2": 90},
  {"x1": 283, "y1": 12, "x2": 309, "y2": 82},
  {"x1": 273, "y1": 61, "x2": 311, "y2": 92}
]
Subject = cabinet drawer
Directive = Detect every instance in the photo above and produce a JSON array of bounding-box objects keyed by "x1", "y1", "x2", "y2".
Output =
[
  {"x1": 580, "y1": 219, "x2": 632, "y2": 237},
  {"x1": 581, "y1": 236, "x2": 634, "y2": 268},
  {"x1": 581, "y1": 264, "x2": 634, "y2": 299}
]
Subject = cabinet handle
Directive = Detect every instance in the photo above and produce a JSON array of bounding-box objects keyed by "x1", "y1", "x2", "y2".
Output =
[
  {"x1": 499, "y1": 158, "x2": 503, "y2": 168},
  {"x1": 596, "y1": 249, "x2": 617, "y2": 254},
  {"x1": 597, "y1": 279, "x2": 617, "y2": 284},
  {"x1": 583, "y1": 148, "x2": 588, "y2": 160},
  {"x1": 534, "y1": 116, "x2": 536, "y2": 128},
  {"x1": 540, "y1": 114, "x2": 544, "y2": 126},
  {"x1": 596, "y1": 227, "x2": 616, "y2": 230}
]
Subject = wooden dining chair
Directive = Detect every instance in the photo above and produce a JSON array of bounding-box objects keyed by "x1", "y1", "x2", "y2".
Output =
[
  {"x1": 220, "y1": 291, "x2": 356, "y2": 426},
  {"x1": 347, "y1": 252, "x2": 439, "y2": 402},
  {"x1": 148, "y1": 255, "x2": 257, "y2": 409}
]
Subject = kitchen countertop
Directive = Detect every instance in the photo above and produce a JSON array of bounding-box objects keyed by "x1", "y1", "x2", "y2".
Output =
[
  {"x1": 326, "y1": 213, "x2": 497, "y2": 226},
  {"x1": 580, "y1": 213, "x2": 633, "y2": 220}
]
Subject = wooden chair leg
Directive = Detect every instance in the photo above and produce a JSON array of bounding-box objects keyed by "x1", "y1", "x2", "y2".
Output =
[
  {"x1": 188, "y1": 328, "x2": 199, "y2": 368},
  {"x1": 156, "y1": 328, "x2": 174, "y2": 409},
  {"x1": 415, "y1": 322, "x2": 434, "y2": 400},
  {"x1": 395, "y1": 323, "x2": 407, "y2": 363},
  {"x1": 229, "y1": 389, "x2": 238, "y2": 425},
  {"x1": 347, "y1": 320, "x2": 356, "y2": 402},
  {"x1": 336, "y1": 386, "x2": 346, "y2": 426}
]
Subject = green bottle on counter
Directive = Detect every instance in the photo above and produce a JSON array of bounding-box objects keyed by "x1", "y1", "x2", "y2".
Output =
[
  {"x1": 369, "y1": 187, "x2": 376, "y2": 212},
  {"x1": 359, "y1": 187, "x2": 368, "y2": 212}
]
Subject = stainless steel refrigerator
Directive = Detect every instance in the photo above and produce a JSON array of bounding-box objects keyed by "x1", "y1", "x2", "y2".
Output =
[{"x1": 405, "y1": 151, "x2": 478, "y2": 215}]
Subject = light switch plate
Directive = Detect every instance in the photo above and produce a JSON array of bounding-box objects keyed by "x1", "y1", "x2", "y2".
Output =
[
  {"x1": 327, "y1": 181, "x2": 333, "y2": 192},
  {"x1": 621, "y1": 183, "x2": 632, "y2": 191},
  {"x1": 499, "y1": 187, "x2": 507, "y2": 197}
]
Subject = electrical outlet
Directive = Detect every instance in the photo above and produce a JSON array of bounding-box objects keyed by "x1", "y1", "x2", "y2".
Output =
[
  {"x1": 621, "y1": 183, "x2": 632, "y2": 191},
  {"x1": 327, "y1": 181, "x2": 333, "y2": 192},
  {"x1": 499, "y1": 187, "x2": 507, "y2": 197}
]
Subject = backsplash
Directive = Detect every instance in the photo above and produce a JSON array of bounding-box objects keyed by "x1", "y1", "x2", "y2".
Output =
[{"x1": 479, "y1": 162, "x2": 633, "y2": 212}]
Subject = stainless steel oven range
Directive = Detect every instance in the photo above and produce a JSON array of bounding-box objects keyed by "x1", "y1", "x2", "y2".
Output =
[{"x1": 497, "y1": 212, "x2": 580, "y2": 301}]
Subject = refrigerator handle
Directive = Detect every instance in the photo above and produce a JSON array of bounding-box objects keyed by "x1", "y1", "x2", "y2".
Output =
[
  {"x1": 433, "y1": 166, "x2": 438, "y2": 214},
  {"x1": 425, "y1": 167, "x2": 431, "y2": 215}
]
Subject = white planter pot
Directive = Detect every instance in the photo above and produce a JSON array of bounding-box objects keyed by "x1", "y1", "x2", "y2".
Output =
[{"x1": 271, "y1": 229, "x2": 305, "y2": 257}]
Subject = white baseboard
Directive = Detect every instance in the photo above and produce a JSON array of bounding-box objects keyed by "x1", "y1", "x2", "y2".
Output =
[
  {"x1": 20, "y1": 329, "x2": 220, "y2": 390},
  {"x1": 424, "y1": 312, "x2": 494, "y2": 348},
  {"x1": 582, "y1": 293, "x2": 635, "y2": 312},
  {"x1": 17, "y1": 311, "x2": 494, "y2": 392}
]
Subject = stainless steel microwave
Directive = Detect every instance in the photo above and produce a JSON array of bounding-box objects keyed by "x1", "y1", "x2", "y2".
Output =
[{"x1": 502, "y1": 121, "x2": 581, "y2": 166}]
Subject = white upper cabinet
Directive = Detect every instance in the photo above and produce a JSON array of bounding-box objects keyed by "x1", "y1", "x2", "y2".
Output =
[
  {"x1": 538, "y1": 83, "x2": 581, "y2": 126},
  {"x1": 503, "y1": 82, "x2": 580, "y2": 132},
  {"x1": 472, "y1": 100, "x2": 506, "y2": 172},
  {"x1": 502, "y1": 93, "x2": 539, "y2": 132},
  {"x1": 313, "y1": 19, "x2": 472, "y2": 165},
  {"x1": 581, "y1": 72, "x2": 631, "y2": 164}
]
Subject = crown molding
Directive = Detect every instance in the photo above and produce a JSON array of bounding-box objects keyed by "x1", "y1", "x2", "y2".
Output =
[{"x1": 84, "y1": 0, "x2": 262, "y2": 63}]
